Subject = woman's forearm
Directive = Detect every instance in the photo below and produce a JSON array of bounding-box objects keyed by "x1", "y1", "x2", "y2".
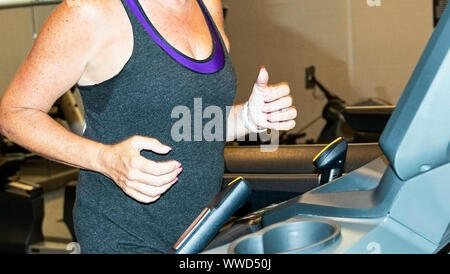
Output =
[
  {"x1": 0, "y1": 108, "x2": 103, "y2": 173},
  {"x1": 226, "y1": 103, "x2": 249, "y2": 142}
]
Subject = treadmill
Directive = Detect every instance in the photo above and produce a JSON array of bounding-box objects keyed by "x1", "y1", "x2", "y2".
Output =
[{"x1": 205, "y1": 3, "x2": 450, "y2": 254}]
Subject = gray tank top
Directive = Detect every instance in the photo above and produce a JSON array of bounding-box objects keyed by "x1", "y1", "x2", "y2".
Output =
[{"x1": 76, "y1": 0, "x2": 236, "y2": 253}]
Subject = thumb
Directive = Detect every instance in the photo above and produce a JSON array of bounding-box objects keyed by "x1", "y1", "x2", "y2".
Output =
[
  {"x1": 255, "y1": 66, "x2": 269, "y2": 88},
  {"x1": 131, "y1": 136, "x2": 172, "y2": 154}
]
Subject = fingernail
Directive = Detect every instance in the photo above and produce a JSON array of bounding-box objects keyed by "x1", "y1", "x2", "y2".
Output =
[
  {"x1": 164, "y1": 146, "x2": 172, "y2": 152},
  {"x1": 265, "y1": 97, "x2": 272, "y2": 102},
  {"x1": 177, "y1": 168, "x2": 183, "y2": 174},
  {"x1": 267, "y1": 114, "x2": 272, "y2": 122},
  {"x1": 172, "y1": 178, "x2": 179, "y2": 184},
  {"x1": 263, "y1": 106, "x2": 271, "y2": 112},
  {"x1": 176, "y1": 162, "x2": 182, "y2": 168}
]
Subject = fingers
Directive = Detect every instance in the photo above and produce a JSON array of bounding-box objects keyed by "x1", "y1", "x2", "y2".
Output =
[
  {"x1": 119, "y1": 160, "x2": 181, "y2": 204},
  {"x1": 263, "y1": 96, "x2": 293, "y2": 113},
  {"x1": 130, "y1": 135, "x2": 172, "y2": 154},
  {"x1": 267, "y1": 107, "x2": 297, "y2": 123},
  {"x1": 266, "y1": 120, "x2": 297, "y2": 131},
  {"x1": 128, "y1": 167, "x2": 183, "y2": 187},
  {"x1": 122, "y1": 166, "x2": 180, "y2": 204},
  {"x1": 264, "y1": 83, "x2": 290, "y2": 103},
  {"x1": 134, "y1": 157, "x2": 181, "y2": 176},
  {"x1": 123, "y1": 187, "x2": 162, "y2": 204},
  {"x1": 127, "y1": 178, "x2": 177, "y2": 202},
  {"x1": 265, "y1": 104, "x2": 297, "y2": 130}
]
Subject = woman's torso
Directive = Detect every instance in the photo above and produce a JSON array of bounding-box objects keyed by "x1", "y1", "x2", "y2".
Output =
[
  {"x1": 78, "y1": 0, "x2": 230, "y2": 87},
  {"x1": 75, "y1": 0, "x2": 236, "y2": 253}
]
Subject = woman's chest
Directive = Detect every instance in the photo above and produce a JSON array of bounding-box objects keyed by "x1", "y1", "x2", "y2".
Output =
[{"x1": 141, "y1": 2, "x2": 213, "y2": 61}]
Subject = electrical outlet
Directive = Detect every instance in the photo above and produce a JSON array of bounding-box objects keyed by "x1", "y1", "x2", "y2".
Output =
[{"x1": 305, "y1": 66, "x2": 316, "y2": 89}]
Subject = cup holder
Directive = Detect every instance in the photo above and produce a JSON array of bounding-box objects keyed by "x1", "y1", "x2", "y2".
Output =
[{"x1": 228, "y1": 218, "x2": 341, "y2": 254}]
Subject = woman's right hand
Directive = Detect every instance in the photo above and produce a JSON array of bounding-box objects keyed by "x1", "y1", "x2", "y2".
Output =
[{"x1": 96, "y1": 135, "x2": 182, "y2": 204}]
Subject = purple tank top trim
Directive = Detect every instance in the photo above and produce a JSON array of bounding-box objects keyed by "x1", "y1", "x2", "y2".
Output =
[{"x1": 125, "y1": 0, "x2": 226, "y2": 74}]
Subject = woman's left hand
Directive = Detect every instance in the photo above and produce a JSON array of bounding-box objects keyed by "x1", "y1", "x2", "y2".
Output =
[{"x1": 246, "y1": 66, "x2": 297, "y2": 131}]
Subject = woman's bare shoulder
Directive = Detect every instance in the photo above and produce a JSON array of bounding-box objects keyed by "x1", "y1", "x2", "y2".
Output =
[
  {"x1": 1, "y1": 0, "x2": 127, "y2": 105},
  {"x1": 33, "y1": 0, "x2": 126, "y2": 65},
  {"x1": 52, "y1": 0, "x2": 122, "y2": 29}
]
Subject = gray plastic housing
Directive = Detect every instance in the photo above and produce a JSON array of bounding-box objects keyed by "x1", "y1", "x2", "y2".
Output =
[{"x1": 379, "y1": 4, "x2": 450, "y2": 181}]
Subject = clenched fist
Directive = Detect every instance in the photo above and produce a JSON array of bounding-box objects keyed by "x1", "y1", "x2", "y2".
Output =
[{"x1": 96, "y1": 135, "x2": 182, "y2": 204}]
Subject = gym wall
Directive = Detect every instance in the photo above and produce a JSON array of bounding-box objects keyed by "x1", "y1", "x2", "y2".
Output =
[
  {"x1": 223, "y1": 0, "x2": 433, "y2": 140},
  {"x1": 0, "y1": 0, "x2": 434, "y2": 141},
  {"x1": 0, "y1": 2, "x2": 58, "y2": 98}
]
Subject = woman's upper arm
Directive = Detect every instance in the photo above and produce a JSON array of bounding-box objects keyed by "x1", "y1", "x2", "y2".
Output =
[{"x1": 0, "y1": 0, "x2": 106, "y2": 113}]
